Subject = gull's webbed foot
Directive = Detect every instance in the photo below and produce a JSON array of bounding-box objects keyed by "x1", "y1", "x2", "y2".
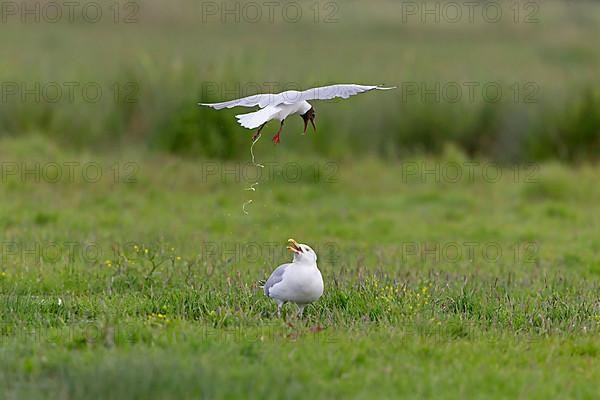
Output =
[{"x1": 272, "y1": 121, "x2": 284, "y2": 144}]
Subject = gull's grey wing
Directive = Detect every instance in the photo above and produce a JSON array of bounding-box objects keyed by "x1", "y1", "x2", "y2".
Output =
[
  {"x1": 199, "y1": 93, "x2": 285, "y2": 110},
  {"x1": 290, "y1": 84, "x2": 396, "y2": 103},
  {"x1": 264, "y1": 263, "x2": 291, "y2": 297}
]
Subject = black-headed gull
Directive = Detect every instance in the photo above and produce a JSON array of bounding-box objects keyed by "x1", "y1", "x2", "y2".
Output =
[
  {"x1": 263, "y1": 239, "x2": 323, "y2": 318},
  {"x1": 199, "y1": 84, "x2": 396, "y2": 144}
]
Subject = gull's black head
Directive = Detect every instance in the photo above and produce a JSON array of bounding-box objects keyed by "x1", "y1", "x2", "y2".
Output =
[{"x1": 301, "y1": 107, "x2": 316, "y2": 133}]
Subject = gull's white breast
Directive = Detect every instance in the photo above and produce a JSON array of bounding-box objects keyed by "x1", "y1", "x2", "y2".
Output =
[
  {"x1": 269, "y1": 263, "x2": 323, "y2": 304},
  {"x1": 271, "y1": 100, "x2": 312, "y2": 122}
]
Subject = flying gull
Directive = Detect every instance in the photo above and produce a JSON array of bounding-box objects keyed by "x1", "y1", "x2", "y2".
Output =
[{"x1": 199, "y1": 84, "x2": 396, "y2": 143}]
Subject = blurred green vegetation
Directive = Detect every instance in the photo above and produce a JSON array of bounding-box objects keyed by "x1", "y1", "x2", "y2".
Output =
[{"x1": 0, "y1": 0, "x2": 598, "y2": 162}]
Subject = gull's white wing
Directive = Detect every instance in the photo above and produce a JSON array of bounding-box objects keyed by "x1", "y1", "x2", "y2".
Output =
[
  {"x1": 199, "y1": 84, "x2": 395, "y2": 110},
  {"x1": 291, "y1": 84, "x2": 396, "y2": 103},
  {"x1": 199, "y1": 93, "x2": 284, "y2": 110}
]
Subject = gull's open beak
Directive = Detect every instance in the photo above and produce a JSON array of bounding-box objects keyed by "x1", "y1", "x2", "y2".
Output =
[
  {"x1": 301, "y1": 108, "x2": 316, "y2": 134},
  {"x1": 287, "y1": 238, "x2": 302, "y2": 254},
  {"x1": 303, "y1": 116, "x2": 316, "y2": 133}
]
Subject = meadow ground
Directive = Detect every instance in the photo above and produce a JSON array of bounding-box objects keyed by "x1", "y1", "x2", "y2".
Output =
[{"x1": 0, "y1": 136, "x2": 598, "y2": 399}]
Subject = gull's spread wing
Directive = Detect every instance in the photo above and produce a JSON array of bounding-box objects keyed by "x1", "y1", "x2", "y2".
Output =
[
  {"x1": 199, "y1": 84, "x2": 395, "y2": 110},
  {"x1": 199, "y1": 93, "x2": 284, "y2": 110},
  {"x1": 293, "y1": 84, "x2": 396, "y2": 102}
]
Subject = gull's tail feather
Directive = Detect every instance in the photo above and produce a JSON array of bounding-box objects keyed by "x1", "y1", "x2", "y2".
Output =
[{"x1": 235, "y1": 107, "x2": 277, "y2": 129}]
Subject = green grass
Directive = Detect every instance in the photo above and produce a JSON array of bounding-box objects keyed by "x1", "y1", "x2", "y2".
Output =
[{"x1": 0, "y1": 136, "x2": 598, "y2": 398}]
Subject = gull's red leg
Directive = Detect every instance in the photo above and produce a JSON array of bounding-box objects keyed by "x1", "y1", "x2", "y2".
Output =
[
  {"x1": 252, "y1": 123, "x2": 266, "y2": 142},
  {"x1": 272, "y1": 120, "x2": 284, "y2": 144}
]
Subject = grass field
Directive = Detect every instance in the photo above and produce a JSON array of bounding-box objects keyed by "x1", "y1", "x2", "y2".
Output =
[
  {"x1": 0, "y1": 136, "x2": 598, "y2": 398},
  {"x1": 1, "y1": 0, "x2": 599, "y2": 398}
]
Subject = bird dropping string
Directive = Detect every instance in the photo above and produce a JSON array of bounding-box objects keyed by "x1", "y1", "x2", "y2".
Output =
[
  {"x1": 242, "y1": 133, "x2": 265, "y2": 214},
  {"x1": 242, "y1": 199, "x2": 253, "y2": 215},
  {"x1": 249, "y1": 133, "x2": 264, "y2": 168}
]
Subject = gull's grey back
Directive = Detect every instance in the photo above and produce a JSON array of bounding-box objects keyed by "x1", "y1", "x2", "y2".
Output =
[{"x1": 264, "y1": 263, "x2": 291, "y2": 297}]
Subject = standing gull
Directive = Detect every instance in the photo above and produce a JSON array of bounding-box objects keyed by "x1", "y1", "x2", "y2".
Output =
[
  {"x1": 263, "y1": 239, "x2": 323, "y2": 317},
  {"x1": 199, "y1": 84, "x2": 396, "y2": 143}
]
